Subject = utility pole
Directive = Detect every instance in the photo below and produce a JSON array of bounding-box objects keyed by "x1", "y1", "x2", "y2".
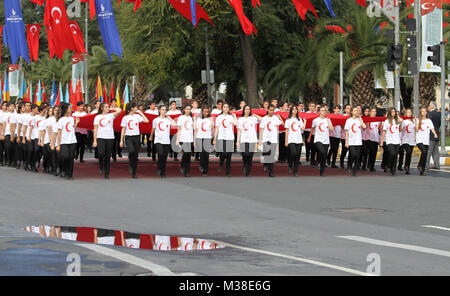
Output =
[
  {"x1": 394, "y1": 4, "x2": 401, "y2": 110},
  {"x1": 339, "y1": 51, "x2": 344, "y2": 107},
  {"x1": 413, "y1": 0, "x2": 421, "y2": 117},
  {"x1": 440, "y1": 41, "x2": 446, "y2": 153},
  {"x1": 205, "y1": 27, "x2": 212, "y2": 106}
]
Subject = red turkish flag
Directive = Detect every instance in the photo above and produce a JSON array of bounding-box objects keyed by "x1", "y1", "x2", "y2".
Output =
[
  {"x1": 118, "y1": 0, "x2": 142, "y2": 12},
  {"x1": 251, "y1": 0, "x2": 261, "y2": 7},
  {"x1": 355, "y1": 0, "x2": 367, "y2": 6},
  {"x1": 44, "y1": 0, "x2": 78, "y2": 58},
  {"x1": 30, "y1": 0, "x2": 45, "y2": 5},
  {"x1": 79, "y1": 0, "x2": 96, "y2": 21},
  {"x1": 68, "y1": 21, "x2": 86, "y2": 54},
  {"x1": 228, "y1": 0, "x2": 257, "y2": 35},
  {"x1": 74, "y1": 80, "x2": 83, "y2": 107},
  {"x1": 291, "y1": 0, "x2": 318, "y2": 20},
  {"x1": 167, "y1": 0, "x2": 213, "y2": 26},
  {"x1": 420, "y1": 0, "x2": 445, "y2": 15},
  {"x1": 26, "y1": 24, "x2": 41, "y2": 62}
]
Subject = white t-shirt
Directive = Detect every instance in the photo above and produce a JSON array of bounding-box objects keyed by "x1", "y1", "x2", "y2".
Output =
[
  {"x1": 2, "y1": 112, "x2": 16, "y2": 136},
  {"x1": 215, "y1": 114, "x2": 235, "y2": 140},
  {"x1": 145, "y1": 109, "x2": 159, "y2": 116},
  {"x1": 331, "y1": 124, "x2": 341, "y2": 139},
  {"x1": 191, "y1": 108, "x2": 201, "y2": 118},
  {"x1": 152, "y1": 117, "x2": 172, "y2": 144},
  {"x1": 73, "y1": 111, "x2": 88, "y2": 134},
  {"x1": 195, "y1": 117, "x2": 213, "y2": 139},
  {"x1": 382, "y1": 119, "x2": 401, "y2": 145},
  {"x1": 166, "y1": 109, "x2": 181, "y2": 116},
  {"x1": 57, "y1": 116, "x2": 77, "y2": 145},
  {"x1": 344, "y1": 117, "x2": 363, "y2": 146},
  {"x1": 238, "y1": 116, "x2": 258, "y2": 143},
  {"x1": 400, "y1": 119, "x2": 416, "y2": 146},
  {"x1": 31, "y1": 115, "x2": 45, "y2": 140},
  {"x1": 366, "y1": 121, "x2": 380, "y2": 142},
  {"x1": 312, "y1": 117, "x2": 330, "y2": 145},
  {"x1": 284, "y1": 118, "x2": 304, "y2": 144},
  {"x1": 120, "y1": 114, "x2": 143, "y2": 136},
  {"x1": 177, "y1": 115, "x2": 194, "y2": 143},
  {"x1": 42, "y1": 117, "x2": 56, "y2": 144},
  {"x1": 260, "y1": 115, "x2": 282, "y2": 143},
  {"x1": 20, "y1": 113, "x2": 32, "y2": 138},
  {"x1": 93, "y1": 113, "x2": 115, "y2": 139},
  {"x1": 211, "y1": 109, "x2": 222, "y2": 115},
  {"x1": 415, "y1": 118, "x2": 434, "y2": 146}
]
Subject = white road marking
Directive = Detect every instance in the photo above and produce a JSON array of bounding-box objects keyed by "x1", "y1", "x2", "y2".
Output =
[
  {"x1": 208, "y1": 239, "x2": 373, "y2": 276},
  {"x1": 337, "y1": 236, "x2": 450, "y2": 258},
  {"x1": 422, "y1": 225, "x2": 450, "y2": 232},
  {"x1": 74, "y1": 243, "x2": 196, "y2": 276}
]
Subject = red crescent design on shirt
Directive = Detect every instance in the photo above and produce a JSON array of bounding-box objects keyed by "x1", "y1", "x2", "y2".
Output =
[
  {"x1": 368, "y1": 122, "x2": 373, "y2": 130},
  {"x1": 65, "y1": 122, "x2": 72, "y2": 133},
  {"x1": 266, "y1": 122, "x2": 272, "y2": 132},
  {"x1": 405, "y1": 124, "x2": 413, "y2": 134},
  {"x1": 29, "y1": 119, "x2": 33, "y2": 126},
  {"x1": 158, "y1": 122, "x2": 166, "y2": 131},
  {"x1": 36, "y1": 120, "x2": 42, "y2": 128},
  {"x1": 201, "y1": 122, "x2": 208, "y2": 132},
  {"x1": 243, "y1": 121, "x2": 249, "y2": 131},
  {"x1": 128, "y1": 120, "x2": 134, "y2": 131},
  {"x1": 318, "y1": 122, "x2": 326, "y2": 133},
  {"x1": 99, "y1": 118, "x2": 106, "y2": 128},
  {"x1": 201, "y1": 241, "x2": 206, "y2": 250},
  {"x1": 419, "y1": 125, "x2": 425, "y2": 132},
  {"x1": 389, "y1": 125, "x2": 395, "y2": 134},
  {"x1": 351, "y1": 123, "x2": 358, "y2": 134},
  {"x1": 291, "y1": 122, "x2": 298, "y2": 132},
  {"x1": 184, "y1": 120, "x2": 191, "y2": 130},
  {"x1": 222, "y1": 119, "x2": 228, "y2": 129},
  {"x1": 7, "y1": 116, "x2": 11, "y2": 124},
  {"x1": 184, "y1": 242, "x2": 191, "y2": 251}
]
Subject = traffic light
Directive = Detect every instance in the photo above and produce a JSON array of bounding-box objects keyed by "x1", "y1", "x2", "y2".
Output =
[
  {"x1": 387, "y1": 44, "x2": 403, "y2": 71},
  {"x1": 406, "y1": 35, "x2": 417, "y2": 75},
  {"x1": 427, "y1": 44, "x2": 441, "y2": 66}
]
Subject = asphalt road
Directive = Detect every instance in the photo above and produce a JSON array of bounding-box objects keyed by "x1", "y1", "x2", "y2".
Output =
[{"x1": 0, "y1": 156, "x2": 449, "y2": 276}]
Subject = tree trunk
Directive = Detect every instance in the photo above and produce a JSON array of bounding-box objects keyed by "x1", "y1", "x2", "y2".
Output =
[{"x1": 239, "y1": 32, "x2": 259, "y2": 107}]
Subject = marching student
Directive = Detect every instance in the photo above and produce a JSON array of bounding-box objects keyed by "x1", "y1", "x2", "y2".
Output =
[
  {"x1": 119, "y1": 102, "x2": 149, "y2": 179},
  {"x1": 213, "y1": 103, "x2": 237, "y2": 177},
  {"x1": 190, "y1": 100, "x2": 201, "y2": 161},
  {"x1": 194, "y1": 105, "x2": 214, "y2": 177},
  {"x1": 15, "y1": 103, "x2": 26, "y2": 169},
  {"x1": 236, "y1": 105, "x2": 261, "y2": 176},
  {"x1": 55, "y1": 103, "x2": 80, "y2": 180},
  {"x1": 26, "y1": 104, "x2": 41, "y2": 171},
  {"x1": 379, "y1": 107, "x2": 403, "y2": 176},
  {"x1": 110, "y1": 99, "x2": 123, "y2": 162},
  {"x1": 144, "y1": 101, "x2": 159, "y2": 160},
  {"x1": 150, "y1": 105, "x2": 177, "y2": 178},
  {"x1": 304, "y1": 102, "x2": 316, "y2": 165},
  {"x1": 359, "y1": 106, "x2": 370, "y2": 170},
  {"x1": 366, "y1": 108, "x2": 380, "y2": 172},
  {"x1": 50, "y1": 106, "x2": 62, "y2": 176},
  {"x1": 38, "y1": 107, "x2": 54, "y2": 174},
  {"x1": 93, "y1": 103, "x2": 122, "y2": 179},
  {"x1": 211, "y1": 99, "x2": 223, "y2": 115},
  {"x1": 398, "y1": 108, "x2": 415, "y2": 174},
  {"x1": 339, "y1": 104, "x2": 351, "y2": 168},
  {"x1": 327, "y1": 104, "x2": 341, "y2": 168},
  {"x1": 307, "y1": 106, "x2": 334, "y2": 176},
  {"x1": 0, "y1": 103, "x2": 17, "y2": 167},
  {"x1": 284, "y1": 105, "x2": 306, "y2": 176},
  {"x1": 259, "y1": 105, "x2": 284, "y2": 177},
  {"x1": 176, "y1": 104, "x2": 194, "y2": 177},
  {"x1": 73, "y1": 102, "x2": 88, "y2": 163},
  {"x1": 167, "y1": 101, "x2": 181, "y2": 161},
  {"x1": 344, "y1": 106, "x2": 366, "y2": 176},
  {"x1": 415, "y1": 107, "x2": 438, "y2": 176}
]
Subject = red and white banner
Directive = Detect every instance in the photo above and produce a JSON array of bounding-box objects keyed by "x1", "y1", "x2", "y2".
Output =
[{"x1": 26, "y1": 24, "x2": 41, "y2": 62}]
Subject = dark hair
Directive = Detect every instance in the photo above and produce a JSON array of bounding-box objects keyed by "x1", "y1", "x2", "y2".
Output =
[
  {"x1": 288, "y1": 105, "x2": 299, "y2": 120},
  {"x1": 241, "y1": 105, "x2": 252, "y2": 117},
  {"x1": 216, "y1": 99, "x2": 223, "y2": 105},
  {"x1": 76, "y1": 101, "x2": 84, "y2": 107},
  {"x1": 98, "y1": 102, "x2": 109, "y2": 114},
  {"x1": 17, "y1": 102, "x2": 25, "y2": 114},
  {"x1": 386, "y1": 107, "x2": 399, "y2": 125},
  {"x1": 125, "y1": 102, "x2": 137, "y2": 115},
  {"x1": 60, "y1": 103, "x2": 71, "y2": 117},
  {"x1": 181, "y1": 104, "x2": 192, "y2": 117},
  {"x1": 31, "y1": 103, "x2": 38, "y2": 110},
  {"x1": 38, "y1": 105, "x2": 46, "y2": 113},
  {"x1": 199, "y1": 105, "x2": 211, "y2": 119}
]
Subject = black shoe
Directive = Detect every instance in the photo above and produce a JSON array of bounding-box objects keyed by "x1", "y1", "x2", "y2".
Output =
[
  {"x1": 105, "y1": 175, "x2": 110, "y2": 179},
  {"x1": 398, "y1": 167, "x2": 403, "y2": 171},
  {"x1": 294, "y1": 173, "x2": 299, "y2": 177},
  {"x1": 113, "y1": 157, "x2": 117, "y2": 162},
  {"x1": 340, "y1": 163, "x2": 345, "y2": 169},
  {"x1": 157, "y1": 169, "x2": 161, "y2": 176},
  {"x1": 370, "y1": 168, "x2": 376, "y2": 172},
  {"x1": 161, "y1": 174, "x2": 166, "y2": 178},
  {"x1": 331, "y1": 164, "x2": 338, "y2": 168},
  {"x1": 152, "y1": 157, "x2": 156, "y2": 161},
  {"x1": 405, "y1": 170, "x2": 410, "y2": 175},
  {"x1": 118, "y1": 153, "x2": 123, "y2": 158},
  {"x1": 263, "y1": 165, "x2": 267, "y2": 172},
  {"x1": 288, "y1": 166, "x2": 292, "y2": 173},
  {"x1": 353, "y1": 170, "x2": 357, "y2": 177},
  {"x1": 132, "y1": 175, "x2": 138, "y2": 179},
  {"x1": 327, "y1": 160, "x2": 331, "y2": 166},
  {"x1": 180, "y1": 167, "x2": 185, "y2": 175},
  {"x1": 320, "y1": 167, "x2": 325, "y2": 176},
  {"x1": 361, "y1": 167, "x2": 367, "y2": 171},
  {"x1": 306, "y1": 157, "x2": 310, "y2": 162},
  {"x1": 218, "y1": 166, "x2": 223, "y2": 173},
  {"x1": 242, "y1": 166, "x2": 246, "y2": 174},
  {"x1": 80, "y1": 160, "x2": 85, "y2": 163},
  {"x1": 202, "y1": 173, "x2": 207, "y2": 177},
  {"x1": 199, "y1": 166, "x2": 204, "y2": 173},
  {"x1": 268, "y1": 172, "x2": 274, "y2": 177},
  {"x1": 99, "y1": 169, "x2": 103, "y2": 175},
  {"x1": 185, "y1": 173, "x2": 191, "y2": 178},
  {"x1": 65, "y1": 176, "x2": 73, "y2": 180}
]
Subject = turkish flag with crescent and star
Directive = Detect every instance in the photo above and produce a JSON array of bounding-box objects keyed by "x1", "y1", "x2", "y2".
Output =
[
  {"x1": 291, "y1": 0, "x2": 319, "y2": 21},
  {"x1": 167, "y1": 0, "x2": 213, "y2": 26},
  {"x1": 26, "y1": 24, "x2": 41, "y2": 62},
  {"x1": 228, "y1": 0, "x2": 257, "y2": 35},
  {"x1": 68, "y1": 21, "x2": 86, "y2": 54},
  {"x1": 44, "y1": 0, "x2": 78, "y2": 59}
]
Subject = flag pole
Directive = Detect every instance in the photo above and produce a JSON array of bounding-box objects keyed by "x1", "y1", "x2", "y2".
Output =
[{"x1": 84, "y1": 1, "x2": 89, "y2": 105}]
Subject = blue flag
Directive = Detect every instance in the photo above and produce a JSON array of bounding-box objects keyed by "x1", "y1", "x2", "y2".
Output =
[
  {"x1": 95, "y1": 0, "x2": 123, "y2": 61},
  {"x1": 65, "y1": 83, "x2": 70, "y2": 104},
  {"x1": 190, "y1": 0, "x2": 197, "y2": 27},
  {"x1": 18, "y1": 73, "x2": 26, "y2": 99},
  {"x1": 324, "y1": 0, "x2": 335, "y2": 18},
  {"x1": 3, "y1": 0, "x2": 30, "y2": 63},
  {"x1": 50, "y1": 79, "x2": 57, "y2": 107}
]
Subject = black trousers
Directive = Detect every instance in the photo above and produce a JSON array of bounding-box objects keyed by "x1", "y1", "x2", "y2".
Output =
[
  {"x1": 197, "y1": 138, "x2": 211, "y2": 175},
  {"x1": 144, "y1": 134, "x2": 156, "y2": 159},
  {"x1": 417, "y1": 143, "x2": 428, "y2": 173},
  {"x1": 340, "y1": 139, "x2": 348, "y2": 167},
  {"x1": 217, "y1": 139, "x2": 233, "y2": 175},
  {"x1": 155, "y1": 143, "x2": 170, "y2": 176},
  {"x1": 327, "y1": 137, "x2": 340, "y2": 165},
  {"x1": 385, "y1": 144, "x2": 400, "y2": 175},
  {"x1": 169, "y1": 135, "x2": 178, "y2": 159},
  {"x1": 112, "y1": 132, "x2": 122, "y2": 159},
  {"x1": 288, "y1": 143, "x2": 302, "y2": 174},
  {"x1": 348, "y1": 145, "x2": 362, "y2": 173},
  {"x1": 97, "y1": 138, "x2": 115, "y2": 176},
  {"x1": 125, "y1": 135, "x2": 140, "y2": 176},
  {"x1": 32, "y1": 139, "x2": 42, "y2": 170},
  {"x1": 0, "y1": 140, "x2": 4, "y2": 164},
  {"x1": 240, "y1": 142, "x2": 256, "y2": 175},
  {"x1": 52, "y1": 149, "x2": 61, "y2": 174},
  {"x1": 398, "y1": 144, "x2": 414, "y2": 170},
  {"x1": 359, "y1": 140, "x2": 369, "y2": 169},
  {"x1": 180, "y1": 142, "x2": 192, "y2": 175},
  {"x1": 75, "y1": 133, "x2": 87, "y2": 161},
  {"x1": 314, "y1": 142, "x2": 329, "y2": 173},
  {"x1": 304, "y1": 131, "x2": 316, "y2": 163},
  {"x1": 42, "y1": 143, "x2": 52, "y2": 172},
  {"x1": 4, "y1": 136, "x2": 16, "y2": 166},
  {"x1": 381, "y1": 142, "x2": 387, "y2": 169},
  {"x1": 60, "y1": 143, "x2": 76, "y2": 178},
  {"x1": 367, "y1": 140, "x2": 379, "y2": 170},
  {"x1": 86, "y1": 130, "x2": 93, "y2": 152},
  {"x1": 278, "y1": 133, "x2": 287, "y2": 162}
]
